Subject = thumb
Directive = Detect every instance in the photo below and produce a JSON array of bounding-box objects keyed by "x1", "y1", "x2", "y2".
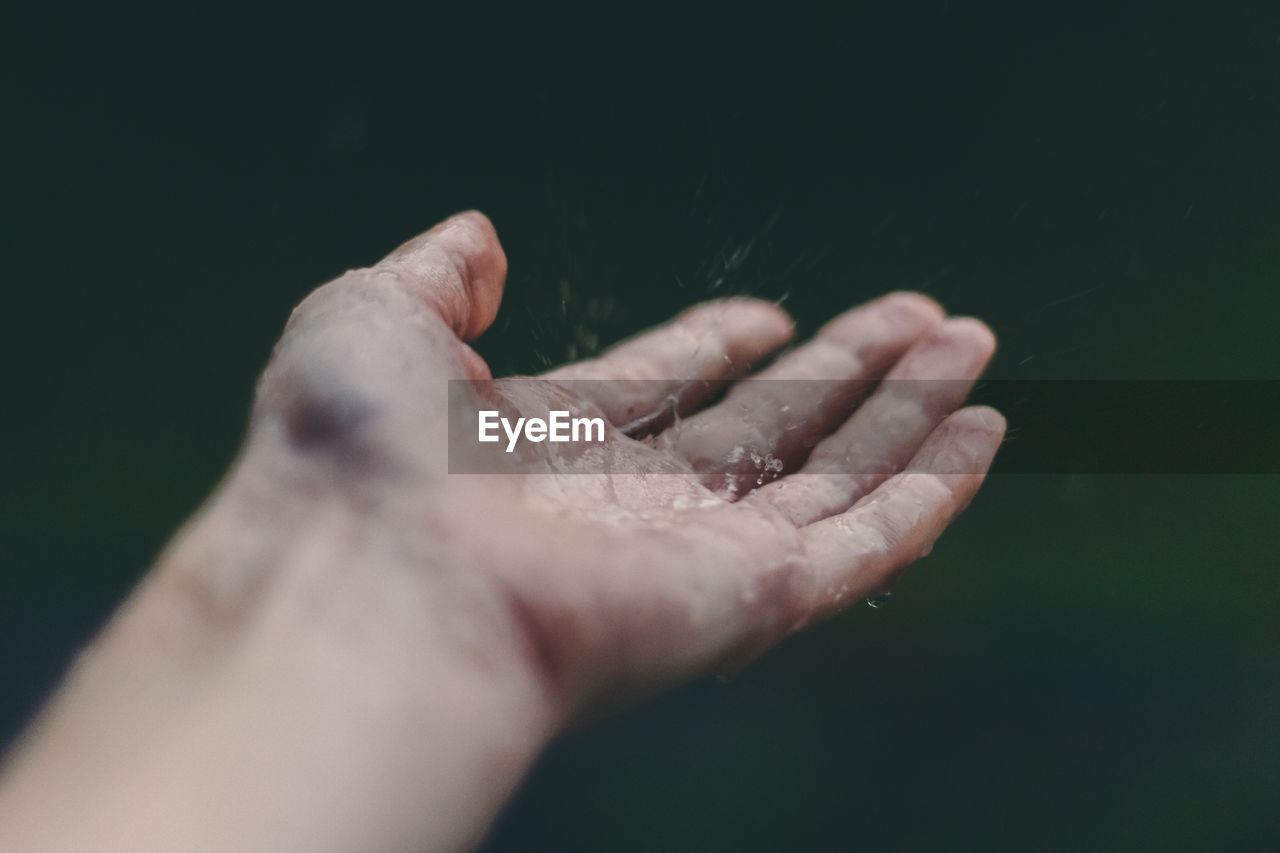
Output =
[
  {"x1": 375, "y1": 210, "x2": 507, "y2": 342},
  {"x1": 249, "y1": 212, "x2": 507, "y2": 473}
]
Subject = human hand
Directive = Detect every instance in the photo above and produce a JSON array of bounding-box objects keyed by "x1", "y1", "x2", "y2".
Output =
[
  {"x1": 248, "y1": 210, "x2": 1003, "y2": 714},
  {"x1": 0, "y1": 211, "x2": 1003, "y2": 853}
]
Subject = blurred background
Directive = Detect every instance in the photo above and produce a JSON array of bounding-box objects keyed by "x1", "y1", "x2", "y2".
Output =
[{"x1": 3, "y1": 1, "x2": 1279, "y2": 849}]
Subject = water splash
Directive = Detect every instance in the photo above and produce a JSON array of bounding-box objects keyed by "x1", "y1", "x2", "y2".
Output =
[{"x1": 865, "y1": 591, "x2": 893, "y2": 609}]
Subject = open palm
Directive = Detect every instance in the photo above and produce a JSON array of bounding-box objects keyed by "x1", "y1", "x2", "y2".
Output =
[{"x1": 250, "y1": 211, "x2": 1004, "y2": 721}]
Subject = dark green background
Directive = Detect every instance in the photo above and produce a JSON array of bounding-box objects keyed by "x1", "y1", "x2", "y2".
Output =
[{"x1": 4, "y1": 2, "x2": 1279, "y2": 850}]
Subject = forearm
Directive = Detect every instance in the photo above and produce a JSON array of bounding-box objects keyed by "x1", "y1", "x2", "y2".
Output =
[
  {"x1": 0, "y1": 208, "x2": 1003, "y2": 852},
  {"x1": 0, "y1": 450, "x2": 554, "y2": 853}
]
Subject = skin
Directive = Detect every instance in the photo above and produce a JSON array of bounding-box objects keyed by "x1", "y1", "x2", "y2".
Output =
[{"x1": 0, "y1": 211, "x2": 1004, "y2": 852}]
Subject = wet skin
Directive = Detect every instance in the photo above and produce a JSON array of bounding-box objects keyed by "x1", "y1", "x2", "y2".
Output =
[{"x1": 0, "y1": 211, "x2": 1003, "y2": 853}]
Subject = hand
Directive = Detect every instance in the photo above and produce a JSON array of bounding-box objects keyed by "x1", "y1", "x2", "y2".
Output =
[
  {"x1": 0, "y1": 211, "x2": 1003, "y2": 853},
  {"x1": 245, "y1": 209, "x2": 1002, "y2": 711}
]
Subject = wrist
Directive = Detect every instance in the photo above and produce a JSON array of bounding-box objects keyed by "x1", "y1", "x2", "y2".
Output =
[{"x1": 0, "y1": 451, "x2": 555, "y2": 853}]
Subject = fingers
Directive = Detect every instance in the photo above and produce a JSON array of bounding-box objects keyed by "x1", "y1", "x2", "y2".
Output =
[
  {"x1": 656, "y1": 292, "x2": 944, "y2": 494},
  {"x1": 374, "y1": 210, "x2": 508, "y2": 341},
  {"x1": 792, "y1": 405, "x2": 1005, "y2": 625},
  {"x1": 750, "y1": 317, "x2": 996, "y2": 524},
  {"x1": 542, "y1": 298, "x2": 794, "y2": 431}
]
